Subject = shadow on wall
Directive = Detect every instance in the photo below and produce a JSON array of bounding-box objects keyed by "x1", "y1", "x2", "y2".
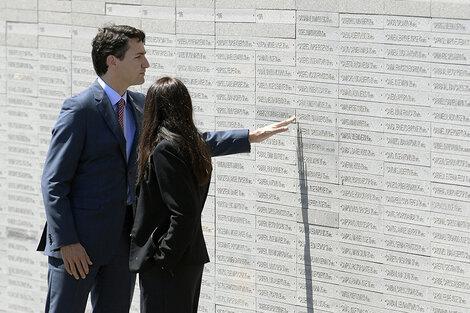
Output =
[{"x1": 297, "y1": 124, "x2": 314, "y2": 313}]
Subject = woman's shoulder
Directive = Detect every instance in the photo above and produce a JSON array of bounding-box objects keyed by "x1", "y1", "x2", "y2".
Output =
[
  {"x1": 154, "y1": 139, "x2": 177, "y2": 153},
  {"x1": 152, "y1": 140, "x2": 186, "y2": 162}
]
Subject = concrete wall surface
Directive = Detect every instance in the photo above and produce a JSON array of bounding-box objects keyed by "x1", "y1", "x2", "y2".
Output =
[{"x1": 0, "y1": 1, "x2": 469, "y2": 312}]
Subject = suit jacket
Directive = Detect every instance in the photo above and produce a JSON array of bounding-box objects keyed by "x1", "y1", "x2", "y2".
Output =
[
  {"x1": 129, "y1": 136, "x2": 250, "y2": 273},
  {"x1": 38, "y1": 80, "x2": 144, "y2": 265},
  {"x1": 38, "y1": 79, "x2": 251, "y2": 266}
]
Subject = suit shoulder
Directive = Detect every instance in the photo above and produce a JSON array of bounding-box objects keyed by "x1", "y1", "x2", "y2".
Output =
[
  {"x1": 154, "y1": 140, "x2": 178, "y2": 155},
  {"x1": 128, "y1": 90, "x2": 145, "y2": 104},
  {"x1": 62, "y1": 86, "x2": 95, "y2": 111},
  {"x1": 152, "y1": 141, "x2": 193, "y2": 178},
  {"x1": 153, "y1": 140, "x2": 189, "y2": 163}
]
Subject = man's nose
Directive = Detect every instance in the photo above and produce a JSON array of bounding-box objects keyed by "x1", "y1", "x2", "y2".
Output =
[{"x1": 143, "y1": 56, "x2": 150, "y2": 68}]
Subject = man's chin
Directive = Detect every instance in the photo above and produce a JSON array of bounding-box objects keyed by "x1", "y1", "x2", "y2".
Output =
[{"x1": 130, "y1": 79, "x2": 145, "y2": 86}]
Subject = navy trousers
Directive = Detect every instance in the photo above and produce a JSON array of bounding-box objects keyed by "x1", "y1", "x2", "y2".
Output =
[{"x1": 45, "y1": 220, "x2": 135, "y2": 313}]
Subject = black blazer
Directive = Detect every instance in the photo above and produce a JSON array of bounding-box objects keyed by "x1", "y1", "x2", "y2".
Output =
[{"x1": 129, "y1": 140, "x2": 210, "y2": 273}]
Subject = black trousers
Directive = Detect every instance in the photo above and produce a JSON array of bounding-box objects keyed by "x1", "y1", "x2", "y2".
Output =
[{"x1": 139, "y1": 264, "x2": 204, "y2": 313}]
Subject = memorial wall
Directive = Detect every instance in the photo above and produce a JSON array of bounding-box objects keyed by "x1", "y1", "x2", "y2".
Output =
[{"x1": 1, "y1": 0, "x2": 470, "y2": 312}]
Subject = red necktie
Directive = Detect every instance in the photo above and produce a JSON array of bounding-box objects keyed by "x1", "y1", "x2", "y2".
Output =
[{"x1": 117, "y1": 98, "x2": 125, "y2": 132}]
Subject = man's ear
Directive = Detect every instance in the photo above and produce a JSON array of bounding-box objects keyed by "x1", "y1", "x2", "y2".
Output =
[{"x1": 106, "y1": 55, "x2": 117, "y2": 69}]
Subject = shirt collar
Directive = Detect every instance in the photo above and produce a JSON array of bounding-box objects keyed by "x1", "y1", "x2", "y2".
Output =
[{"x1": 97, "y1": 77, "x2": 127, "y2": 106}]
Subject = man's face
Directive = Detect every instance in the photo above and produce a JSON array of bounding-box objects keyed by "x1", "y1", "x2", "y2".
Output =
[{"x1": 116, "y1": 38, "x2": 149, "y2": 88}]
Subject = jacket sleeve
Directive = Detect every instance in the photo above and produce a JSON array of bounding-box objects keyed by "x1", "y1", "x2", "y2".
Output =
[
  {"x1": 40, "y1": 98, "x2": 86, "y2": 251},
  {"x1": 151, "y1": 143, "x2": 200, "y2": 271},
  {"x1": 203, "y1": 129, "x2": 251, "y2": 157}
]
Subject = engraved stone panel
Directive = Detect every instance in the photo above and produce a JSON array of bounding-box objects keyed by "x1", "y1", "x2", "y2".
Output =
[{"x1": 5, "y1": 4, "x2": 470, "y2": 313}]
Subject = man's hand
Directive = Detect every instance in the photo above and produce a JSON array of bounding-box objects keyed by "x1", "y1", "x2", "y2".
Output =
[
  {"x1": 249, "y1": 116, "x2": 296, "y2": 143},
  {"x1": 60, "y1": 243, "x2": 93, "y2": 280}
]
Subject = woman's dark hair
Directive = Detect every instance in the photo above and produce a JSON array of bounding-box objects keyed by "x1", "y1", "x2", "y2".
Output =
[
  {"x1": 91, "y1": 25, "x2": 146, "y2": 76},
  {"x1": 137, "y1": 77, "x2": 212, "y2": 185}
]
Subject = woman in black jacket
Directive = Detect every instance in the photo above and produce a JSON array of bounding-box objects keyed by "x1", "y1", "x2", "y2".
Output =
[
  {"x1": 130, "y1": 77, "x2": 295, "y2": 313},
  {"x1": 130, "y1": 77, "x2": 214, "y2": 313}
]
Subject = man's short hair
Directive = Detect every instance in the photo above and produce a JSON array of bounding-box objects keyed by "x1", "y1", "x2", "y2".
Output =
[{"x1": 91, "y1": 25, "x2": 146, "y2": 76}]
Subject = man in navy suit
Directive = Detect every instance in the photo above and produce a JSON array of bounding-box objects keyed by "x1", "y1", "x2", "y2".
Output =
[{"x1": 38, "y1": 25, "x2": 294, "y2": 313}]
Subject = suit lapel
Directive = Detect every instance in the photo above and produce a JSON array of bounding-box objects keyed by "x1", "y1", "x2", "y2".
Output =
[
  {"x1": 93, "y1": 81, "x2": 127, "y2": 161},
  {"x1": 127, "y1": 92, "x2": 143, "y2": 166}
]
